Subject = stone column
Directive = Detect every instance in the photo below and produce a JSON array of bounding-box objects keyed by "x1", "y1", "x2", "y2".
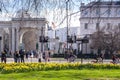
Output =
[
  {"x1": 38, "y1": 28, "x2": 43, "y2": 61},
  {"x1": 11, "y1": 27, "x2": 15, "y2": 53},
  {"x1": 9, "y1": 28, "x2": 12, "y2": 53},
  {"x1": 15, "y1": 28, "x2": 19, "y2": 51},
  {"x1": 0, "y1": 35, "x2": 3, "y2": 52},
  {"x1": 1, "y1": 35, "x2": 4, "y2": 51}
]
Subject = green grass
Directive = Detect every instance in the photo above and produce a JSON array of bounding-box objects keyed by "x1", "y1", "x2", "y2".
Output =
[{"x1": 0, "y1": 69, "x2": 120, "y2": 80}]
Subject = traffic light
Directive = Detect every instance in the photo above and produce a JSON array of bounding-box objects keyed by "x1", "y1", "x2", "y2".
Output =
[
  {"x1": 67, "y1": 35, "x2": 73, "y2": 43},
  {"x1": 0, "y1": 36, "x2": 2, "y2": 40},
  {"x1": 39, "y1": 36, "x2": 44, "y2": 42},
  {"x1": 39, "y1": 36, "x2": 49, "y2": 43},
  {"x1": 82, "y1": 38, "x2": 89, "y2": 43},
  {"x1": 72, "y1": 35, "x2": 76, "y2": 43},
  {"x1": 44, "y1": 36, "x2": 49, "y2": 42}
]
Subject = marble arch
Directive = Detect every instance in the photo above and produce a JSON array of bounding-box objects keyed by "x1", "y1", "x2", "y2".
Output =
[{"x1": 0, "y1": 10, "x2": 47, "y2": 54}]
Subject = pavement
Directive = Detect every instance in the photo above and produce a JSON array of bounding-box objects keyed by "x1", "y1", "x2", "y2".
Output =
[{"x1": 2, "y1": 58, "x2": 113, "y2": 64}]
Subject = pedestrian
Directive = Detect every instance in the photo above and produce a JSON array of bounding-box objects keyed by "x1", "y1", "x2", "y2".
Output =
[
  {"x1": 42, "y1": 52, "x2": 45, "y2": 60},
  {"x1": 68, "y1": 50, "x2": 77, "y2": 62},
  {"x1": 112, "y1": 55, "x2": 116, "y2": 64},
  {"x1": 14, "y1": 51, "x2": 20, "y2": 63},
  {"x1": 44, "y1": 51, "x2": 49, "y2": 62},
  {"x1": 48, "y1": 51, "x2": 51, "y2": 62},
  {"x1": 64, "y1": 50, "x2": 69, "y2": 61},
  {"x1": 19, "y1": 49, "x2": 25, "y2": 63},
  {"x1": 1, "y1": 51, "x2": 7, "y2": 63},
  {"x1": 9, "y1": 50, "x2": 12, "y2": 57},
  {"x1": 25, "y1": 51, "x2": 29, "y2": 59}
]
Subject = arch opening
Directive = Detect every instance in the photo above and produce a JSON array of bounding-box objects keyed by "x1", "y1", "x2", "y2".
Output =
[{"x1": 21, "y1": 30, "x2": 37, "y2": 51}]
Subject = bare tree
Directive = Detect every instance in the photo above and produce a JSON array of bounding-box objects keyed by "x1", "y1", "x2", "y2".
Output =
[
  {"x1": 90, "y1": 26, "x2": 120, "y2": 55},
  {"x1": 0, "y1": 0, "x2": 82, "y2": 24},
  {"x1": 90, "y1": 30, "x2": 105, "y2": 53}
]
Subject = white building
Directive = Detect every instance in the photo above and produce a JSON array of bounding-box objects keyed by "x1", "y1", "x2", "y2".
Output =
[
  {"x1": 48, "y1": 27, "x2": 80, "y2": 54},
  {"x1": 80, "y1": 1, "x2": 120, "y2": 54}
]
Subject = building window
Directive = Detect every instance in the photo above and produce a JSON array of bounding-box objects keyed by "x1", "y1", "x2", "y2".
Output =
[
  {"x1": 107, "y1": 8, "x2": 111, "y2": 16},
  {"x1": 83, "y1": 10, "x2": 88, "y2": 16},
  {"x1": 107, "y1": 23, "x2": 111, "y2": 29},
  {"x1": 96, "y1": 8, "x2": 100, "y2": 16},
  {"x1": 84, "y1": 23, "x2": 88, "y2": 29},
  {"x1": 96, "y1": 23, "x2": 99, "y2": 30}
]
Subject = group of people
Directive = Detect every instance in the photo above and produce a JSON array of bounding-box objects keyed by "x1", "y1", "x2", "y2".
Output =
[
  {"x1": 1, "y1": 48, "x2": 120, "y2": 64},
  {"x1": 1, "y1": 49, "x2": 39, "y2": 63},
  {"x1": 93, "y1": 54, "x2": 104, "y2": 63},
  {"x1": 14, "y1": 49, "x2": 25, "y2": 63},
  {"x1": 0, "y1": 49, "x2": 52, "y2": 63},
  {"x1": 14, "y1": 49, "x2": 39, "y2": 63}
]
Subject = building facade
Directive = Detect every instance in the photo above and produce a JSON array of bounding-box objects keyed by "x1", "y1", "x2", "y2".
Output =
[{"x1": 80, "y1": 1, "x2": 120, "y2": 54}]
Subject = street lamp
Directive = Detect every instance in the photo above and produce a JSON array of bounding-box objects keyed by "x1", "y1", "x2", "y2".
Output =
[
  {"x1": 38, "y1": 27, "x2": 44, "y2": 62},
  {"x1": 66, "y1": 0, "x2": 69, "y2": 50},
  {"x1": 63, "y1": 0, "x2": 70, "y2": 60},
  {"x1": 0, "y1": 36, "x2": 2, "y2": 53},
  {"x1": 39, "y1": 28, "x2": 49, "y2": 62},
  {"x1": 81, "y1": 35, "x2": 89, "y2": 63}
]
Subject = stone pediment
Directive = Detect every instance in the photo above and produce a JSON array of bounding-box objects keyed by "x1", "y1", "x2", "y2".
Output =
[
  {"x1": 12, "y1": 18, "x2": 47, "y2": 28},
  {"x1": 12, "y1": 18, "x2": 46, "y2": 21}
]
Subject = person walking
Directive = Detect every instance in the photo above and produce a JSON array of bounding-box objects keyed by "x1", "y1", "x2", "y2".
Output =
[
  {"x1": 1, "y1": 51, "x2": 7, "y2": 63},
  {"x1": 19, "y1": 49, "x2": 25, "y2": 63},
  {"x1": 14, "y1": 51, "x2": 20, "y2": 63},
  {"x1": 44, "y1": 51, "x2": 49, "y2": 62},
  {"x1": 112, "y1": 55, "x2": 116, "y2": 64}
]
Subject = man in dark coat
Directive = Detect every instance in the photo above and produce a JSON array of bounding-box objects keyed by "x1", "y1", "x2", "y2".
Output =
[
  {"x1": 19, "y1": 49, "x2": 25, "y2": 63},
  {"x1": 1, "y1": 51, "x2": 6, "y2": 63}
]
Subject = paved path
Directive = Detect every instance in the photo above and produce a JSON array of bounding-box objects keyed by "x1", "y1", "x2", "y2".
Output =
[{"x1": 2, "y1": 58, "x2": 113, "y2": 64}]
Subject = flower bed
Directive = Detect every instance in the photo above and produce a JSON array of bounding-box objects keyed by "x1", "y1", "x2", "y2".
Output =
[{"x1": 0, "y1": 62, "x2": 120, "y2": 73}]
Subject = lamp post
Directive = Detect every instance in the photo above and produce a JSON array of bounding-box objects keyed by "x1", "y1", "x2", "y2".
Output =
[
  {"x1": 38, "y1": 27, "x2": 44, "y2": 62},
  {"x1": 66, "y1": 0, "x2": 69, "y2": 51},
  {"x1": 0, "y1": 36, "x2": 2, "y2": 53},
  {"x1": 76, "y1": 37, "x2": 83, "y2": 64},
  {"x1": 81, "y1": 40, "x2": 83, "y2": 64},
  {"x1": 78, "y1": 35, "x2": 89, "y2": 64},
  {"x1": 39, "y1": 26, "x2": 49, "y2": 62}
]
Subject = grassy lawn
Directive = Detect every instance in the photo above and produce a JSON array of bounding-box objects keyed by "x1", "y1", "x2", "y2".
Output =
[{"x1": 0, "y1": 69, "x2": 120, "y2": 80}]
